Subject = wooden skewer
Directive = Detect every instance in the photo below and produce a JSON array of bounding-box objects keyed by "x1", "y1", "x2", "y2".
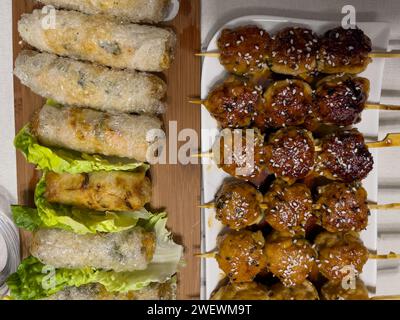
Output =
[
  {"x1": 196, "y1": 51, "x2": 400, "y2": 59},
  {"x1": 366, "y1": 133, "x2": 400, "y2": 149},
  {"x1": 197, "y1": 251, "x2": 400, "y2": 260},
  {"x1": 370, "y1": 295, "x2": 400, "y2": 300},
  {"x1": 203, "y1": 202, "x2": 400, "y2": 211},
  {"x1": 189, "y1": 99, "x2": 205, "y2": 105},
  {"x1": 191, "y1": 99, "x2": 400, "y2": 112},
  {"x1": 199, "y1": 203, "x2": 269, "y2": 210},
  {"x1": 365, "y1": 103, "x2": 400, "y2": 111}
]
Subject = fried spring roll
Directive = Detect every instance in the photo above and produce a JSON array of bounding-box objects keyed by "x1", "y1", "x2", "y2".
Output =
[
  {"x1": 15, "y1": 50, "x2": 167, "y2": 114},
  {"x1": 44, "y1": 170, "x2": 152, "y2": 211},
  {"x1": 38, "y1": 0, "x2": 172, "y2": 23},
  {"x1": 31, "y1": 104, "x2": 163, "y2": 162},
  {"x1": 43, "y1": 282, "x2": 176, "y2": 300},
  {"x1": 18, "y1": 10, "x2": 176, "y2": 72},
  {"x1": 31, "y1": 228, "x2": 156, "y2": 272}
]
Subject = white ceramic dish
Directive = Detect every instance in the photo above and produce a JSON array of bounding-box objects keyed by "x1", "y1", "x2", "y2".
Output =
[{"x1": 200, "y1": 15, "x2": 390, "y2": 300}]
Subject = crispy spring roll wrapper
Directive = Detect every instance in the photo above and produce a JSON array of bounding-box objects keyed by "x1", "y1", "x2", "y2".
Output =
[
  {"x1": 31, "y1": 228, "x2": 156, "y2": 272},
  {"x1": 43, "y1": 282, "x2": 176, "y2": 300},
  {"x1": 44, "y1": 170, "x2": 152, "y2": 211},
  {"x1": 15, "y1": 50, "x2": 167, "y2": 114},
  {"x1": 38, "y1": 0, "x2": 171, "y2": 23},
  {"x1": 31, "y1": 104, "x2": 163, "y2": 162},
  {"x1": 18, "y1": 9, "x2": 176, "y2": 72}
]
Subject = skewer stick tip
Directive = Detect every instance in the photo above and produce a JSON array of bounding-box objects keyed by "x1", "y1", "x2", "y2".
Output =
[
  {"x1": 195, "y1": 251, "x2": 217, "y2": 259},
  {"x1": 199, "y1": 203, "x2": 216, "y2": 209},
  {"x1": 195, "y1": 52, "x2": 221, "y2": 58}
]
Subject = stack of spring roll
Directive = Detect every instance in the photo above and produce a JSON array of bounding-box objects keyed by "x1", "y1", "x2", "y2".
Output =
[{"x1": 8, "y1": 0, "x2": 183, "y2": 300}]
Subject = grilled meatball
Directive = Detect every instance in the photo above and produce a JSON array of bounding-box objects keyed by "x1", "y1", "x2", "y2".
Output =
[
  {"x1": 315, "y1": 182, "x2": 369, "y2": 233},
  {"x1": 265, "y1": 127, "x2": 315, "y2": 183},
  {"x1": 216, "y1": 230, "x2": 267, "y2": 283},
  {"x1": 204, "y1": 77, "x2": 263, "y2": 129},
  {"x1": 264, "y1": 180, "x2": 313, "y2": 236},
  {"x1": 215, "y1": 180, "x2": 264, "y2": 230},
  {"x1": 217, "y1": 26, "x2": 271, "y2": 77},
  {"x1": 315, "y1": 231, "x2": 369, "y2": 283},
  {"x1": 264, "y1": 232, "x2": 317, "y2": 287},
  {"x1": 268, "y1": 280, "x2": 319, "y2": 300},
  {"x1": 321, "y1": 278, "x2": 369, "y2": 300},
  {"x1": 315, "y1": 129, "x2": 374, "y2": 182},
  {"x1": 211, "y1": 282, "x2": 270, "y2": 300},
  {"x1": 318, "y1": 27, "x2": 372, "y2": 74},
  {"x1": 262, "y1": 79, "x2": 313, "y2": 129},
  {"x1": 314, "y1": 74, "x2": 370, "y2": 127},
  {"x1": 269, "y1": 27, "x2": 320, "y2": 77},
  {"x1": 215, "y1": 128, "x2": 269, "y2": 185}
]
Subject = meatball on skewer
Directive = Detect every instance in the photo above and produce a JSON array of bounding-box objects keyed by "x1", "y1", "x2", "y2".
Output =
[
  {"x1": 264, "y1": 232, "x2": 317, "y2": 287},
  {"x1": 314, "y1": 182, "x2": 370, "y2": 233},
  {"x1": 215, "y1": 230, "x2": 268, "y2": 283},
  {"x1": 263, "y1": 179, "x2": 314, "y2": 236},
  {"x1": 213, "y1": 179, "x2": 264, "y2": 230},
  {"x1": 269, "y1": 27, "x2": 320, "y2": 77},
  {"x1": 211, "y1": 282, "x2": 270, "y2": 300},
  {"x1": 268, "y1": 280, "x2": 319, "y2": 300},
  {"x1": 216, "y1": 25, "x2": 272, "y2": 78}
]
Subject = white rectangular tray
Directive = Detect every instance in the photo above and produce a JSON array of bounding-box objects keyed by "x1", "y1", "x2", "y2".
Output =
[{"x1": 200, "y1": 15, "x2": 390, "y2": 300}]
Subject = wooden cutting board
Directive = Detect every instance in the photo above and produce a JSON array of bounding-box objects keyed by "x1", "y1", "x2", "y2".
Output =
[{"x1": 12, "y1": 0, "x2": 201, "y2": 300}]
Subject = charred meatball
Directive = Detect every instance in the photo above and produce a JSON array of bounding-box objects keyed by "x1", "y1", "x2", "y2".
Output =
[
  {"x1": 315, "y1": 182, "x2": 370, "y2": 233},
  {"x1": 211, "y1": 282, "x2": 270, "y2": 300},
  {"x1": 315, "y1": 129, "x2": 374, "y2": 182},
  {"x1": 261, "y1": 79, "x2": 313, "y2": 129},
  {"x1": 269, "y1": 27, "x2": 320, "y2": 76},
  {"x1": 321, "y1": 278, "x2": 370, "y2": 300},
  {"x1": 318, "y1": 27, "x2": 372, "y2": 74},
  {"x1": 265, "y1": 127, "x2": 315, "y2": 182},
  {"x1": 217, "y1": 25, "x2": 271, "y2": 77},
  {"x1": 314, "y1": 74, "x2": 370, "y2": 127},
  {"x1": 215, "y1": 180, "x2": 264, "y2": 230},
  {"x1": 214, "y1": 128, "x2": 269, "y2": 185},
  {"x1": 216, "y1": 230, "x2": 267, "y2": 283},
  {"x1": 204, "y1": 76, "x2": 263, "y2": 129},
  {"x1": 268, "y1": 280, "x2": 319, "y2": 300},
  {"x1": 264, "y1": 179, "x2": 314, "y2": 236},
  {"x1": 264, "y1": 232, "x2": 317, "y2": 287},
  {"x1": 315, "y1": 231, "x2": 369, "y2": 283}
]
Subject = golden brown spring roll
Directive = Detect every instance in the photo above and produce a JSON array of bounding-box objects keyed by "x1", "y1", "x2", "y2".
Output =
[
  {"x1": 15, "y1": 50, "x2": 167, "y2": 114},
  {"x1": 44, "y1": 170, "x2": 152, "y2": 212},
  {"x1": 31, "y1": 227, "x2": 156, "y2": 272},
  {"x1": 18, "y1": 9, "x2": 176, "y2": 72},
  {"x1": 38, "y1": 0, "x2": 172, "y2": 23},
  {"x1": 43, "y1": 282, "x2": 176, "y2": 300},
  {"x1": 31, "y1": 104, "x2": 163, "y2": 162}
]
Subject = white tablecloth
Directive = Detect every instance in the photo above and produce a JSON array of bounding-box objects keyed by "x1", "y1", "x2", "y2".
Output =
[{"x1": 201, "y1": 0, "x2": 400, "y2": 296}]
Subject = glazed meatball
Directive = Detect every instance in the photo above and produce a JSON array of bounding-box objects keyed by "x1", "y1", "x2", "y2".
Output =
[
  {"x1": 321, "y1": 278, "x2": 369, "y2": 300},
  {"x1": 268, "y1": 280, "x2": 319, "y2": 300},
  {"x1": 216, "y1": 230, "x2": 268, "y2": 283},
  {"x1": 318, "y1": 27, "x2": 372, "y2": 74},
  {"x1": 315, "y1": 129, "x2": 374, "y2": 182},
  {"x1": 264, "y1": 179, "x2": 314, "y2": 236},
  {"x1": 269, "y1": 27, "x2": 320, "y2": 76},
  {"x1": 217, "y1": 25, "x2": 271, "y2": 77},
  {"x1": 215, "y1": 180, "x2": 264, "y2": 230},
  {"x1": 315, "y1": 182, "x2": 370, "y2": 233},
  {"x1": 261, "y1": 79, "x2": 313, "y2": 129},
  {"x1": 314, "y1": 74, "x2": 370, "y2": 127},
  {"x1": 211, "y1": 282, "x2": 270, "y2": 300},
  {"x1": 315, "y1": 231, "x2": 369, "y2": 283},
  {"x1": 265, "y1": 127, "x2": 315, "y2": 182},
  {"x1": 214, "y1": 128, "x2": 269, "y2": 185},
  {"x1": 204, "y1": 77, "x2": 263, "y2": 129},
  {"x1": 264, "y1": 232, "x2": 317, "y2": 287}
]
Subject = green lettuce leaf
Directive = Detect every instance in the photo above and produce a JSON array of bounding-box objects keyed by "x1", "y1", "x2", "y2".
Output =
[
  {"x1": 10, "y1": 176, "x2": 152, "y2": 235},
  {"x1": 7, "y1": 214, "x2": 183, "y2": 300},
  {"x1": 14, "y1": 125, "x2": 148, "y2": 174}
]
